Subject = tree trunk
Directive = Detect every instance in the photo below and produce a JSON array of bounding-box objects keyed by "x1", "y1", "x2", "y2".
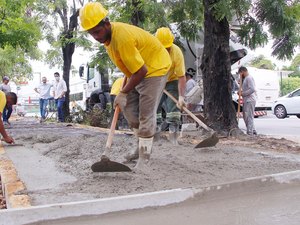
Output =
[
  {"x1": 62, "y1": 41, "x2": 74, "y2": 121},
  {"x1": 201, "y1": 0, "x2": 238, "y2": 135},
  {"x1": 60, "y1": 10, "x2": 78, "y2": 122},
  {"x1": 131, "y1": 0, "x2": 144, "y2": 27}
]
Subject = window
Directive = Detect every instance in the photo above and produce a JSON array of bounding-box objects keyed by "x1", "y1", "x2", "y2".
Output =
[
  {"x1": 88, "y1": 67, "x2": 95, "y2": 80},
  {"x1": 291, "y1": 89, "x2": 300, "y2": 97}
]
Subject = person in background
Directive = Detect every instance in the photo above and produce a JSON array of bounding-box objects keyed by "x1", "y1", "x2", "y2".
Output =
[
  {"x1": 34, "y1": 77, "x2": 53, "y2": 123},
  {"x1": 0, "y1": 76, "x2": 12, "y2": 125},
  {"x1": 238, "y1": 66, "x2": 257, "y2": 136},
  {"x1": 53, "y1": 72, "x2": 67, "y2": 122},
  {"x1": 0, "y1": 91, "x2": 17, "y2": 143},
  {"x1": 185, "y1": 72, "x2": 196, "y2": 95},
  {"x1": 155, "y1": 27, "x2": 186, "y2": 145},
  {"x1": 80, "y1": 2, "x2": 171, "y2": 168}
]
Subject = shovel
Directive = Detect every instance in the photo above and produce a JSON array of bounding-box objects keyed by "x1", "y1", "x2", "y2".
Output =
[
  {"x1": 236, "y1": 73, "x2": 243, "y2": 123},
  {"x1": 91, "y1": 78, "x2": 131, "y2": 172},
  {"x1": 163, "y1": 90, "x2": 219, "y2": 148}
]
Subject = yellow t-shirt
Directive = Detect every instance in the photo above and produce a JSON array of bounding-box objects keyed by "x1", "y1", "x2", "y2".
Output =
[
  {"x1": 110, "y1": 77, "x2": 124, "y2": 96},
  {"x1": 105, "y1": 22, "x2": 171, "y2": 78},
  {"x1": 0, "y1": 91, "x2": 6, "y2": 114},
  {"x1": 167, "y1": 44, "x2": 185, "y2": 82}
]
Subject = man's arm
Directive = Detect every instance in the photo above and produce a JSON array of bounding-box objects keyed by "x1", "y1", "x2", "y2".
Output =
[
  {"x1": 178, "y1": 76, "x2": 186, "y2": 97},
  {"x1": 34, "y1": 87, "x2": 39, "y2": 94},
  {"x1": 121, "y1": 65, "x2": 148, "y2": 94},
  {"x1": 0, "y1": 113, "x2": 14, "y2": 143}
]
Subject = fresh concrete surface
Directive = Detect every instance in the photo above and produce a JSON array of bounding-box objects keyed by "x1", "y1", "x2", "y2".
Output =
[
  {"x1": 4, "y1": 146, "x2": 77, "y2": 191},
  {"x1": 41, "y1": 184, "x2": 300, "y2": 225},
  {"x1": 1, "y1": 170, "x2": 300, "y2": 225}
]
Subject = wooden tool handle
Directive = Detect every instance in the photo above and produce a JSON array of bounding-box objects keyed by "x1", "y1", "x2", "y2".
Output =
[
  {"x1": 237, "y1": 74, "x2": 242, "y2": 119},
  {"x1": 163, "y1": 89, "x2": 211, "y2": 132},
  {"x1": 105, "y1": 77, "x2": 127, "y2": 149}
]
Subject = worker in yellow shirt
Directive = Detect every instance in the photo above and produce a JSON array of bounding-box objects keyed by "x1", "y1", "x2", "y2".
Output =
[
  {"x1": 110, "y1": 77, "x2": 125, "y2": 130},
  {"x1": 80, "y1": 2, "x2": 171, "y2": 169},
  {"x1": 0, "y1": 91, "x2": 17, "y2": 144},
  {"x1": 155, "y1": 27, "x2": 186, "y2": 145}
]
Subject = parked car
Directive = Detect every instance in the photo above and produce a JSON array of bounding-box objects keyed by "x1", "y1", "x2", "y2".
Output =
[{"x1": 272, "y1": 88, "x2": 300, "y2": 119}]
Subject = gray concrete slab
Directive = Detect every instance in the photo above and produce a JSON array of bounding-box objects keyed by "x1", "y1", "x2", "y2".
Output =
[{"x1": 4, "y1": 146, "x2": 77, "y2": 191}]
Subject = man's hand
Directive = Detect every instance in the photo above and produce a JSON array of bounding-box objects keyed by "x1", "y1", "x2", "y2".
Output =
[
  {"x1": 114, "y1": 92, "x2": 128, "y2": 110},
  {"x1": 177, "y1": 96, "x2": 186, "y2": 110},
  {"x1": 2, "y1": 135, "x2": 14, "y2": 144}
]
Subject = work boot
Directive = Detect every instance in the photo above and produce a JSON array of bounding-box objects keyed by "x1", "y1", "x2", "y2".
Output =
[
  {"x1": 169, "y1": 122, "x2": 179, "y2": 145},
  {"x1": 135, "y1": 137, "x2": 153, "y2": 170},
  {"x1": 169, "y1": 131, "x2": 179, "y2": 145},
  {"x1": 124, "y1": 128, "x2": 139, "y2": 162},
  {"x1": 154, "y1": 125, "x2": 161, "y2": 141}
]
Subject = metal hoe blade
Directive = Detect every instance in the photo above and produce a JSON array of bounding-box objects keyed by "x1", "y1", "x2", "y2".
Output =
[
  {"x1": 195, "y1": 132, "x2": 219, "y2": 148},
  {"x1": 91, "y1": 155, "x2": 132, "y2": 172}
]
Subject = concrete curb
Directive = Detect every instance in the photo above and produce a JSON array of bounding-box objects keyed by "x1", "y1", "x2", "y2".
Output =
[
  {"x1": 0, "y1": 144, "x2": 31, "y2": 209},
  {"x1": 73, "y1": 123, "x2": 134, "y2": 135},
  {"x1": 1, "y1": 170, "x2": 300, "y2": 225}
]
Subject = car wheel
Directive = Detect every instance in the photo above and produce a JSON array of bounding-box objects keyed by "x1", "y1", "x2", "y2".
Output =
[
  {"x1": 297, "y1": 115, "x2": 300, "y2": 119},
  {"x1": 274, "y1": 105, "x2": 287, "y2": 119}
]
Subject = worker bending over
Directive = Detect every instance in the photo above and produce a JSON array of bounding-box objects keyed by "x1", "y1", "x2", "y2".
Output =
[
  {"x1": 80, "y1": 2, "x2": 171, "y2": 168},
  {"x1": 155, "y1": 27, "x2": 186, "y2": 145}
]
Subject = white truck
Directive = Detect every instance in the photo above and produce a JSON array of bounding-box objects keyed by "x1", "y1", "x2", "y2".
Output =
[
  {"x1": 245, "y1": 67, "x2": 280, "y2": 111},
  {"x1": 69, "y1": 64, "x2": 112, "y2": 112}
]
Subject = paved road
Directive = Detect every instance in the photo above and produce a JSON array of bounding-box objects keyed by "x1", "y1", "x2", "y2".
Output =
[{"x1": 239, "y1": 113, "x2": 300, "y2": 139}]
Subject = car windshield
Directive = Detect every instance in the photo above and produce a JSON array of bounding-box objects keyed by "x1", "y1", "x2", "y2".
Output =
[{"x1": 291, "y1": 89, "x2": 300, "y2": 97}]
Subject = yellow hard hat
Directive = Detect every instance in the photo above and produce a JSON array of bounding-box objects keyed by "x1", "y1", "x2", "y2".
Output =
[
  {"x1": 79, "y1": 2, "x2": 108, "y2": 31},
  {"x1": 155, "y1": 27, "x2": 174, "y2": 48}
]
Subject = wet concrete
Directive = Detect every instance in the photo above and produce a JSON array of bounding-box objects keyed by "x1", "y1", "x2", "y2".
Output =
[
  {"x1": 32, "y1": 184, "x2": 300, "y2": 225},
  {"x1": 5, "y1": 146, "x2": 77, "y2": 191}
]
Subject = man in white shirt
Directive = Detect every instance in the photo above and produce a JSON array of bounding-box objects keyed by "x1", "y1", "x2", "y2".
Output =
[
  {"x1": 53, "y1": 72, "x2": 67, "y2": 122},
  {"x1": 34, "y1": 77, "x2": 53, "y2": 122},
  {"x1": 185, "y1": 72, "x2": 196, "y2": 95},
  {"x1": 0, "y1": 76, "x2": 12, "y2": 125}
]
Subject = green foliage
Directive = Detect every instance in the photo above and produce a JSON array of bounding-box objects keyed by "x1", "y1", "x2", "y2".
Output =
[
  {"x1": 238, "y1": 0, "x2": 300, "y2": 60},
  {"x1": 0, "y1": 0, "x2": 42, "y2": 51},
  {"x1": 108, "y1": 0, "x2": 168, "y2": 32},
  {"x1": 282, "y1": 53, "x2": 300, "y2": 77},
  {"x1": 249, "y1": 55, "x2": 276, "y2": 70},
  {"x1": 86, "y1": 108, "x2": 111, "y2": 128},
  {"x1": 0, "y1": 45, "x2": 42, "y2": 81},
  {"x1": 168, "y1": 0, "x2": 204, "y2": 41},
  {"x1": 89, "y1": 45, "x2": 114, "y2": 73},
  {"x1": 0, "y1": 0, "x2": 42, "y2": 81},
  {"x1": 281, "y1": 77, "x2": 300, "y2": 95}
]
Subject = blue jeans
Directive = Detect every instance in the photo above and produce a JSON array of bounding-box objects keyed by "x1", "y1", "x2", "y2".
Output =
[
  {"x1": 55, "y1": 97, "x2": 65, "y2": 122},
  {"x1": 39, "y1": 98, "x2": 49, "y2": 119},
  {"x1": 3, "y1": 105, "x2": 12, "y2": 122}
]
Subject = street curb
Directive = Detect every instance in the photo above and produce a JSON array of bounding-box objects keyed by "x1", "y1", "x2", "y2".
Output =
[
  {"x1": 1, "y1": 170, "x2": 300, "y2": 225},
  {"x1": 0, "y1": 144, "x2": 31, "y2": 210}
]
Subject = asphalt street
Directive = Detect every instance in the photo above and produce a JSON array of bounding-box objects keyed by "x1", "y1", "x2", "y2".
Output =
[{"x1": 239, "y1": 112, "x2": 300, "y2": 139}]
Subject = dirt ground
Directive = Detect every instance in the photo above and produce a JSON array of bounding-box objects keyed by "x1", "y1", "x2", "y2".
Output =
[{"x1": 4, "y1": 118, "x2": 300, "y2": 206}]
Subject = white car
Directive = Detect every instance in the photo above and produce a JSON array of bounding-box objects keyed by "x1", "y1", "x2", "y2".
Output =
[{"x1": 273, "y1": 88, "x2": 300, "y2": 119}]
